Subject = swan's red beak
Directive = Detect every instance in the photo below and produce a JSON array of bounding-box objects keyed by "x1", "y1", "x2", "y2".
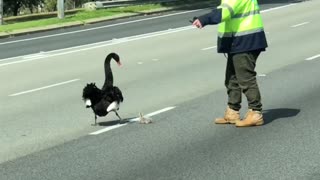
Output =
[{"x1": 117, "y1": 61, "x2": 122, "y2": 67}]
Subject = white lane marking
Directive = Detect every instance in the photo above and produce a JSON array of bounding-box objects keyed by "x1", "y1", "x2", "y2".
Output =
[
  {"x1": 0, "y1": 4, "x2": 297, "y2": 67},
  {"x1": 90, "y1": 124, "x2": 128, "y2": 135},
  {"x1": 291, "y1": 22, "x2": 309, "y2": 28},
  {"x1": 0, "y1": 9, "x2": 204, "y2": 46},
  {"x1": 0, "y1": 52, "x2": 48, "y2": 62},
  {"x1": 137, "y1": 62, "x2": 144, "y2": 64},
  {"x1": 131, "y1": 106, "x2": 176, "y2": 122},
  {"x1": 89, "y1": 106, "x2": 176, "y2": 135},
  {"x1": 22, "y1": 54, "x2": 47, "y2": 59},
  {"x1": 0, "y1": 3, "x2": 296, "y2": 46},
  {"x1": 0, "y1": 26, "x2": 194, "y2": 67},
  {"x1": 260, "y1": 4, "x2": 296, "y2": 13},
  {"x1": 0, "y1": 57, "x2": 49, "y2": 67},
  {"x1": 258, "y1": 74, "x2": 266, "y2": 77},
  {"x1": 9, "y1": 79, "x2": 80, "y2": 96},
  {"x1": 305, "y1": 54, "x2": 320, "y2": 61},
  {"x1": 202, "y1": 46, "x2": 217, "y2": 51}
]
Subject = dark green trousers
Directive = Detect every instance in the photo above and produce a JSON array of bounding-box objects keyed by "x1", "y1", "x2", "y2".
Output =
[{"x1": 225, "y1": 50, "x2": 262, "y2": 111}]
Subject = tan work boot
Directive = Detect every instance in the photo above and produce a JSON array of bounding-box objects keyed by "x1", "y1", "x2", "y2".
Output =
[
  {"x1": 236, "y1": 109, "x2": 264, "y2": 127},
  {"x1": 214, "y1": 107, "x2": 240, "y2": 124}
]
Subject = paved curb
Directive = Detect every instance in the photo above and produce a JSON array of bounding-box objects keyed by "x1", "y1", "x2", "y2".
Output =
[{"x1": 0, "y1": 2, "x2": 214, "y2": 39}]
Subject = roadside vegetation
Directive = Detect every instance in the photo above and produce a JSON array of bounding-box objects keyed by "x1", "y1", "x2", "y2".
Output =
[
  {"x1": 0, "y1": 0, "x2": 216, "y2": 33},
  {"x1": 0, "y1": 4, "x2": 163, "y2": 33}
]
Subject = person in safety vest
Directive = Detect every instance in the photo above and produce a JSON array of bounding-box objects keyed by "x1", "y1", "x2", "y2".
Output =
[{"x1": 192, "y1": 0, "x2": 268, "y2": 127}]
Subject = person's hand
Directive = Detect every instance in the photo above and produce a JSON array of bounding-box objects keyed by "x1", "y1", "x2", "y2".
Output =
[{"x1": 192, "y1": 19, "x2": 203, "y2": 29}]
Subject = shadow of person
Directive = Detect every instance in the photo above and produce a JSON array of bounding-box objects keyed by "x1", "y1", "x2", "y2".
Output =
[
  {"x1": 262, "y1": 108, "x2": 300, "y2": 125},
  {"x1": 98, "y1": 117, "x2": 135, "y2": 126}
]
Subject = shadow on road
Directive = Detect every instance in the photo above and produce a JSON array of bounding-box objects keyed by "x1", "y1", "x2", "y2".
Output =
[
  {"x1": 262, "y1": 108, "x2": 300, "y2": 125},
  {"x1": 98, "y1": 117, "x2": 135, "y2": 126}
]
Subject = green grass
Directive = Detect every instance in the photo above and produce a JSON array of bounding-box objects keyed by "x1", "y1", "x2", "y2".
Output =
[{"x1": 0, "y1": 4, "x2": 163, "y2": 33}]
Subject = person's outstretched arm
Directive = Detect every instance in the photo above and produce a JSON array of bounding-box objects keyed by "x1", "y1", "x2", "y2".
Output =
[{"x1": 193, "y1": 2, "x2": 235, "y2": 28}]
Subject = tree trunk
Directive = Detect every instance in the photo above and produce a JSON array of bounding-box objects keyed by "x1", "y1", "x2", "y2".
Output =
[
  {"x1": 0, "y1": 0, "x2": 3, "y2": 25},
  {"x1": 13, "y1": 2, "x2": 21, "y2": 16},
  {"x1": 29, "y1": 5, "x2": 34, "y2": 14}
]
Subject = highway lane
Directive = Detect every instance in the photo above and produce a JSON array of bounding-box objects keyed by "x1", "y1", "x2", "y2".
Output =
[
  {"x1": 0, "y1": 1, "x2": 299, "y2": 60},
  {"x1": 0, "y1": 0, "x2": 318, "y2": 164},
  {"x1": 0, "y1": 9, "x2": 211, "y2": 59},
  {"x1": 2, "y1": 59, "x2": 320, "y2": 180},
  {"x1": 1, "y1": 0, "x2": 320, "y2": 179}
]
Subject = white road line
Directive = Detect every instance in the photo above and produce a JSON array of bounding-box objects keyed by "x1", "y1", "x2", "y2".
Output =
[
  {"x1": 260, "y1": 4, "x2": 296, "y2": 13},
  {"x1": 202, "y1": 46, "x2": 217, "y2": 51},
  {"x1": 89, "y1": 124, "x2": 128, "y2": 135},
  {"x1": 0, "y1": 52, "x2": 48, "y2": 62},
  {"x1": 0, "y1": 9, "x2": 203, "y2": 46},
  {"x1": 305, "y1": 54, "x2": 320, "y2": 61},
  {"x1": 89, "y1": 106, "x2": 176, "y2": 135},
  {"x1": 0, "y1": 57, "x2": 48, "y2": 67},
  {"x1": 137, "y1": 62, "x2": 144, "y2": 64},
  {"x1": 9, "y1": 79, "x2": 80, "y2": 97},
  {"x1": 291, "y1": 22, "x2": 309, "y2": 28},
  {"x1": 258, "y1": 74, "x2": 267, "y2": 77},
  {"x1": 0, "y1": 4, "x2": 298, "y2": 67},
  {"x1": 0, "y1": 3, "x2": 296, "y2": 47},
  {"x1": 132, "y1": 106, "x2": 176, "y2": 122},
  {"x1": 0, "y1": 26, "x2": 194, "y2": 67},
  {"x1": 22, "y1": 54, "x2": 47, "y2": 59}
]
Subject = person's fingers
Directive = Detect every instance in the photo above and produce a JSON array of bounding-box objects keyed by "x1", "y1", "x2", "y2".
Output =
[
  {"x1": 192, "y1": 19, "x2": 198, "y2": 26},
  {"x1": 192, "y1": 19, "x2": 202, "y2": 29}
]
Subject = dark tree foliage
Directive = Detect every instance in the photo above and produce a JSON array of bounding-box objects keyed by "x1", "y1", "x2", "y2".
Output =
[{"x1": 4, "y1": 0, "x2": 43, "y2": 16}]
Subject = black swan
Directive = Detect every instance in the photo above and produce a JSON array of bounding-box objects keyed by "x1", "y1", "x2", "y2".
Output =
[{"x1": 82, "y1": 52, "x2": 124, "y2": 125}]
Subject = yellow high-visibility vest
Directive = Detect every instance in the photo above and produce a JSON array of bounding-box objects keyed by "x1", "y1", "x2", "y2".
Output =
[{"x1": 217, "y1": 0, "x2": 268, "y2": 53}]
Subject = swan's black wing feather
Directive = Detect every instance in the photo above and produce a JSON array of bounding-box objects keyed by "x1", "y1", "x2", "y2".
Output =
[
  {"x1": 92, "y1": 100, "x2": 110, "y2": 116},
  {"x1": 101, "y1": 86, "x2": 123, "y2": 102},
  {"x1": 112, "y1": 86, "x2": 123, "y2": 102}
]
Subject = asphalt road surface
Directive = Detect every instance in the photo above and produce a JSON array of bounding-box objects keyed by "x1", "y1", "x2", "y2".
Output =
[
  {"x1": 1, "y1": 1, "x2": 320, "y2": 179},
  {"x1": 0, "y1": 0, "x2": 304, "y2": 59}
]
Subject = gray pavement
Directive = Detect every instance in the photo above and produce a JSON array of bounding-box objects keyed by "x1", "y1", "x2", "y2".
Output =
[
  {"x1": 0, "y1": 1, "x2": 300, "y2": 59},
  {"x1": 1, "y1": 56, "x2": 320, "y2": 180},
  {"x1": 1, "y1": 0, "x2": 320, "y2": 179}
]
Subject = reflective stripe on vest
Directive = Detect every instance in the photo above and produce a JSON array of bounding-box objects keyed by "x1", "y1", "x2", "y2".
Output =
[
  {"x1": 218, "y1": 0, "x2": 264, "y2": 37},
  {"x1": 218, "y1": 28, "x2": 264, "y2": 37},
  {"x1": 233, "y1": 9, "x2": 260, "y2": 19}
]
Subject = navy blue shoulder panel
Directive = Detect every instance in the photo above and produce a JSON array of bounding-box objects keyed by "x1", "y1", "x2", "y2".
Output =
[{"x1": 198, "y1": 8, "x2": 222, "y2": 27}]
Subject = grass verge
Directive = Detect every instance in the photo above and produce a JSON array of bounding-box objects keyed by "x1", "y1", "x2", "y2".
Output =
[
  {"x1": 0, "y1": 0, "x2": 217, "y2": 34},
  {"x1": 0, "y1": 4, "x2": 163, "y2": 33}
]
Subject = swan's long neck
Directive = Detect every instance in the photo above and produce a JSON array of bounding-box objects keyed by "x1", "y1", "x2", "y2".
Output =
[{"x1": 102, "y1": 54, "x2": 114, "y2": 91}]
